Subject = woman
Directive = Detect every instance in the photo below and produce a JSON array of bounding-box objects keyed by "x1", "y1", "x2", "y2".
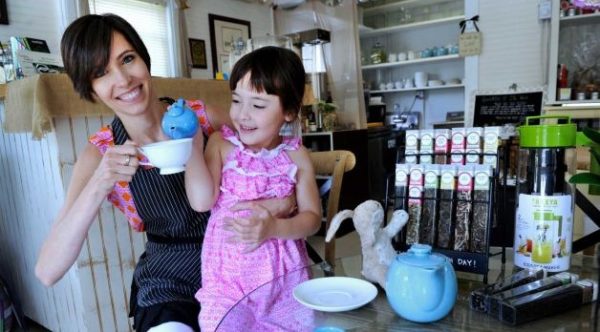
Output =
[{"x1": 35, "y1": 14, "x2": 292, "y2": 332}]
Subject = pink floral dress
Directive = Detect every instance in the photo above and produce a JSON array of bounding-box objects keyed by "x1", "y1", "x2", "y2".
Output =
[{"x1": 197, "y1": 125, "x2": 310, "y2": 331}]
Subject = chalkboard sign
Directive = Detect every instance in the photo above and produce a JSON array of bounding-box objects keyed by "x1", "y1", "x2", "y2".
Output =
[{"x1": 473, "y1": 91, "x2": 543, "y2": 126}]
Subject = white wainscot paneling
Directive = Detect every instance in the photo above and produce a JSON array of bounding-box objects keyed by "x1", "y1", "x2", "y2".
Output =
[{"x1": 0, "y1": 108, "x2": 145, "y2": 332}]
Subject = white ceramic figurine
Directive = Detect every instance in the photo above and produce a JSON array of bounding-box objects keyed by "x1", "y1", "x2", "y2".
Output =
[{"x1": 325, "y1": 200, "x2": 408, "y2": 290}]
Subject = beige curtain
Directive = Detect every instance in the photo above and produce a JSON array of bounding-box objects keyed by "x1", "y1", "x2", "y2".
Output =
[{"x1": 167, "y1": 0, "x2": 191, "y2": 77}]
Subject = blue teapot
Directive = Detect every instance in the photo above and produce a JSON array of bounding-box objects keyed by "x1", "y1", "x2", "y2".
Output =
[
  {"x1": 385, "y1": 244, "x2": 457, "y2": 323},
  {"x1": 161, "y1": 98, "x2": 199, "y2": 139}
]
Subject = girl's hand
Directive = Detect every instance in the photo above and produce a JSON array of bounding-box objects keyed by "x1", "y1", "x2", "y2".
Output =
[
  {"x1": 224, "y1": 203, "x2": 276, "y2": 252},
  {"x1": 92, "y1": 140, "x2": 139, "y2": 195},
  {"x1": 231, "y1": 195, "x2": 296, "y2": 218}
]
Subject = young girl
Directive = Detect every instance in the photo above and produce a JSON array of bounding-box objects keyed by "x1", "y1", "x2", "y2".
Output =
[{"x1": 185, "y1": 46, "x2": 322, "y2": 330}]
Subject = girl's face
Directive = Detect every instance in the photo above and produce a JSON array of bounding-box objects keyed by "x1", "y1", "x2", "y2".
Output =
[
  {"x1": 91, "y1": 32, "x2": 153, "y2": 118},
  {"x1": 230, "y1": 73, "x2": 294, "y2": 151}
]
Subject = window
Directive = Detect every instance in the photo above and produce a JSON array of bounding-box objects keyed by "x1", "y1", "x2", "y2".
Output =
[{"x1": 89, "y1": 0, "x2": 170, "y2": 77}]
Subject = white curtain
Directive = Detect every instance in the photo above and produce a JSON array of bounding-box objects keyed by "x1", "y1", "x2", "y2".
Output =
[
  {"x1": 60, "y1": 0, "x2": 90, "y2": 32},
  {"x1": 166, "y1": 0, "x2": 191, "y2": 77},
  {"x1": 274, "y1": 1, "x2": 365, "y2": 130}
]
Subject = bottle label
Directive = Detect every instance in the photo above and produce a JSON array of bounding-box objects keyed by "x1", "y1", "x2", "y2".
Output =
[{"x1": 514, "y1": 194, "x2": 573, "y2": 272}]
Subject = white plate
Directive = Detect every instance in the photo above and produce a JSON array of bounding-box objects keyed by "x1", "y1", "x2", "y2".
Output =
[{"x1": 293, "y1": 277, "x2": 378, "y2": 312}]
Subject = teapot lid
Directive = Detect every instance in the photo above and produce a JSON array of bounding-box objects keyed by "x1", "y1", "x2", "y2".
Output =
[{"x1": 397, "y1": 244, "x2": 446, "y2": 269}]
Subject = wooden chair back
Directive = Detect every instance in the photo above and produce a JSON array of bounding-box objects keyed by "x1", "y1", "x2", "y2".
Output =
[{"x1": 308, "y1": 150, "x2": 356, "y2": 265}]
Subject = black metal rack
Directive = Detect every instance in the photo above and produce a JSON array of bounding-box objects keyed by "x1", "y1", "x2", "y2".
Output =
[{"x1": 393, "y1": 150, "x2": 508, "y2": 284}]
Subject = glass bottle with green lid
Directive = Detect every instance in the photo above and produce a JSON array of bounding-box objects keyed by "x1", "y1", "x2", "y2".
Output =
[{"x1": 514, "y1": 116, "x2": 576, "y2": 272}]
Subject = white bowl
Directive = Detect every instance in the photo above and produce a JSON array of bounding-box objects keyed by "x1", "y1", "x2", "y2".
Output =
[
  {"x1": 428, "y1": 80, "x2": 444, "y2": 87},
  {"x1": 138, "y1": 138, "x2": 193, "y2": 175}
]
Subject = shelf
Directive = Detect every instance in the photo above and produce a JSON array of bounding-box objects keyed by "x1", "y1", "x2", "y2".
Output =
[
  {"x1": 544, "y1": 103, "x2": 600, "y2": 119},
  {"x1": 362, "y1": 54, "x2": 461, "y2": 70},
  {"x1": 302, "y1": 131, "x2": 333, "y2": 137},
  {"x1": 360, "y1": 16, "x2": 464, "y2": 38},
  {"x1": 370, "y1": 84, "x2": 464, "y2": 94},
  {"x1": 361, "y1": 0, "x2": 460, "y2": 16},
  {"x1": 358, "y1": 24, "x2": 373, "y2": 35},
  {"x1": 546, "y1": 100, "x2": 600, "y2": 106},
  {"x1": 560, "y1": 12, "x2": 600, "y2": 28}
]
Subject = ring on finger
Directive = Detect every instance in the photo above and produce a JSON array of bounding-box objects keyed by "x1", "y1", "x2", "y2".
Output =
[{"x1": 124, "y1": 154, "x2": 131, "y2": 166}]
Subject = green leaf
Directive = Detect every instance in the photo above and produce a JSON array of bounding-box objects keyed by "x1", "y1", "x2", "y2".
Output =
[
  {"x1": 592, "y1": 148, "x2": 600, "y2": 166},
  {"x1": 583, "y1": 127, "x2": 600, "y2": 144},
  {"x1": 569, "y1": 172, "x2": 600, "y2": 185}
]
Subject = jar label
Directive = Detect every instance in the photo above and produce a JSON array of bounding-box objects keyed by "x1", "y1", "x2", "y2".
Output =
[{"x1": 514, "y1": 194, "x2": 573, "y2": 272}]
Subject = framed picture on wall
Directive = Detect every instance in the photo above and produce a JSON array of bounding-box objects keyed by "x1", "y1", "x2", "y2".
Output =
[
  {"x1": 189, "y1": 38, "x2": 207, "y2": 69},
  {"x1": 0, "y1": 0, "x2": 8, "y2": 25},
  {"x1": 208, "y1": 14, "x2": 251, "y2": 76}
]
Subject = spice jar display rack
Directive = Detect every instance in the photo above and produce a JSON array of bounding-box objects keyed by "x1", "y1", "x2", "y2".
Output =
[{"x1": 393, "y1": 151, "x2": 502, "y2": 284}]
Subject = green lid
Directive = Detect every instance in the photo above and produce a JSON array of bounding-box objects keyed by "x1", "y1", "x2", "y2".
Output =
[{"x1": 518, "y1": 115, "x2": 576, "y2": 148}]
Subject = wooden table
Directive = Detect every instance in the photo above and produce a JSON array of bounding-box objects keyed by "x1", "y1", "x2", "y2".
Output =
[{"x1": 217, "y1": 254, "x2": 598, "y2": 331}]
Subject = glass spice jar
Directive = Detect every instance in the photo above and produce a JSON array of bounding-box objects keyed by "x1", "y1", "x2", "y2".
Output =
[{"x1": 370, "y1": 42, "x2": 386, "y2": 64}]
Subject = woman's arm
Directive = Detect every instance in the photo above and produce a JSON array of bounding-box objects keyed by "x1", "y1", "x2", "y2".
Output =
[
  {"x1": 225, "y1": 147, "x2": 321, "y2": 251},
  {"x1": 185, "y1": 131, "x2": 224, "y2": 212},
  {"x1": 204, "y1": 104, "x2": 232, "y2": 132},
  {"x1": 270, "y1": 146, "x2": 322, "y2": 238},
  {"x1": 35, "y1": 142, "x2": 139, "y2": 286}
]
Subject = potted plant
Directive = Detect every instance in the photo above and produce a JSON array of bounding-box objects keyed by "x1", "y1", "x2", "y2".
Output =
[
  {"x1": 318, "y1": 100, "x2": 338, "y2": 132},
  {"x1": 569, "y1": 127, "x2": 600, "y2": 195}
]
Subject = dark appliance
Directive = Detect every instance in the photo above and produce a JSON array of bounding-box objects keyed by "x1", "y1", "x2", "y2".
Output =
[
  {"x1": 367, "y1": 104, "x2": 386, "y2": 123},
  {"x1": 367, "y1": 126, "x2": 399, "y2": 205}
]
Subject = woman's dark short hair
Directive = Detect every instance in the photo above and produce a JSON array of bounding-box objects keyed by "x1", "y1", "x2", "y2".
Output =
[
  {"x1": 61, "y1": 14, "x2": 151, "y2": 102},
  {"x1": 229, "y1": 46, "x2": 306, "y2": 117}
]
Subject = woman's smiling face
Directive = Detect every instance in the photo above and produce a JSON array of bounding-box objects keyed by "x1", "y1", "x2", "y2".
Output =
[
  {"x1": 230, "y1": 73, "x2": 294, "y2": 151},
  {"x1": 91, "y1": 31, "x2": 153, "y2": 117}
]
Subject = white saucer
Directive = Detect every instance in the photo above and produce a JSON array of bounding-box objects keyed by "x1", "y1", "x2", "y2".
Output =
[{"x1": 293, "y1": 277, "x2": 378, "y2": 312}]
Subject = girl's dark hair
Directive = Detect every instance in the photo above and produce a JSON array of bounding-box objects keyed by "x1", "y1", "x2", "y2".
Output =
[
  {"x1": 229, "y1": 46, "x2": 306, "y2": 117},
  {"x1": 61, "y1": 14, "x2": 151, "y2": 102}
]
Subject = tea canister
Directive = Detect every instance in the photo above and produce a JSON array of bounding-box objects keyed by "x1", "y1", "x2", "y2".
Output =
[{"x1": 514, "y1": 116, "x2": 576, "y2": 272}]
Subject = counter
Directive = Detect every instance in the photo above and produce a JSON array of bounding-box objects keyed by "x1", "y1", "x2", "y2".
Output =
[{"x1": 219, "y1": 253, "x2": 599, "y2": 331}]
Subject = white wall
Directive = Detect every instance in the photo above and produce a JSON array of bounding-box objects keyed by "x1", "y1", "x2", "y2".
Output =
[
  {"x1": 477, "y1": 0, "x2": 549, "y2": 90},
  {"x1": 0, "y1": 0, "x2": 62, "y2": 53},
  {"x1": 463, "y1": 0, "x2": 550, "y2": 127},
  {"x1": 186, "y1": 0, "x2": 274, "y2": 79}
]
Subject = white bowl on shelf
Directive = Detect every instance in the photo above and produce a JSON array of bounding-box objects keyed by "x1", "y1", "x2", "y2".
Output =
[{"x1": 428, "y1": 80, "x2": 444, "y2": 87}]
